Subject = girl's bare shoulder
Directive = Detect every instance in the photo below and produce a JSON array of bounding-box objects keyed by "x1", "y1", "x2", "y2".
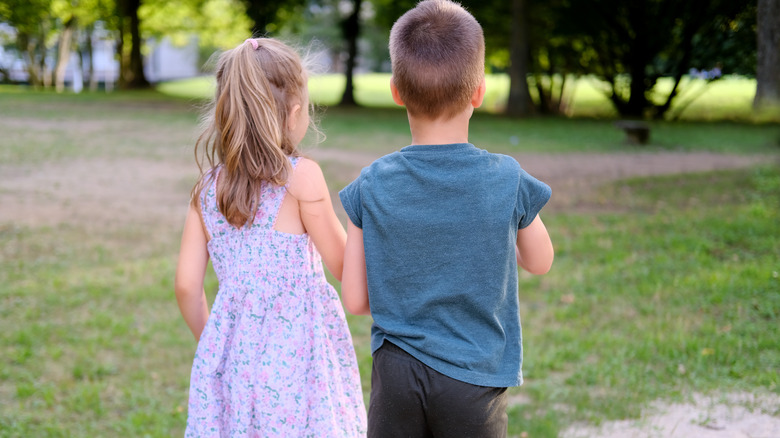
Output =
[{"x1": 287, "y1": 157, "x2": 327, "y2": 202}]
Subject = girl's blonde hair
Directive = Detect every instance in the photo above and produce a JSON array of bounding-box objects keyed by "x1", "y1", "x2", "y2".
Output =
[{"x1": 192, "y1": 38, "x2": 308, "y2": 227}]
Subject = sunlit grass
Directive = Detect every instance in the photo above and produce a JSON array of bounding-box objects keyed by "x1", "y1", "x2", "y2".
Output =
[{"x1": 156, "y1": 73, "x2": 775, "y2": 123}]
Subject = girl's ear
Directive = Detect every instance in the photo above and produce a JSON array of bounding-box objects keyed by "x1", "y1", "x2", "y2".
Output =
[
  {"x1": 287, "y1": 103, "x2": 302, "y2": 132},
  {"x1": 390, "y1": 77, "x2": 405, "y2": 106}
]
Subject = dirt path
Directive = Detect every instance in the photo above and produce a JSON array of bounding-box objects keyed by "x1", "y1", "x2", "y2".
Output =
[
  {"x1": 0, "y1": 150, "x2": 773, "y2": 228},
  {"x1": 562, "y1": 392, "x2": 780, "y2": 438}
]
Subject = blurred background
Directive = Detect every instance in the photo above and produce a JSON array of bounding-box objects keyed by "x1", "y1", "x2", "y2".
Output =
[
  {"x1": 1, "y1": 0, "x2": 779, "y2": 118},
  {"x1": 0, "y1": 1, "x2": 778, "y2": 437}
]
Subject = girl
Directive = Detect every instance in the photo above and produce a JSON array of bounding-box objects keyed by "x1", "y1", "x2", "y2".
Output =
[{"x1": 175, "y1": 37, "x2": 367, "y2": 437}]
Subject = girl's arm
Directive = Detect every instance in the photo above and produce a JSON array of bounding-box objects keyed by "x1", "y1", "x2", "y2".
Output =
[
  {"x1": 516, "y1": 214, "x2": 554, "y2": 275},
  {"x1": 341, "y1": 221, "x2": 370, "y2": 315},
  {"x1": 288, "y1": 158, "x2": 347, "y2": 281},
  {"x1": 174, "y1": 205, "x2": 210, "y2": 340}
]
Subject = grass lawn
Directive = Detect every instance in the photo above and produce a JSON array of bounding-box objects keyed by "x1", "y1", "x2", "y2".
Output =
[
  {"x1": 157, "y1": 73, "x2": 779, "y2": 123},
  {"x1": 0, "y1": 89, "x2": 778, "y2": 437}
]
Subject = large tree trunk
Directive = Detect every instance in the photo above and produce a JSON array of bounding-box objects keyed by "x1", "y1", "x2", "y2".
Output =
[
  {"x1": 55, "y1": 17, "x2": 77, "y2": 93},
  {"x1": 754, "y1": 0, "x2": 780, "y2": 108},
  {"x1": 339, "y1": 0, "x2": 362, "y2": 106},
  {"x1": 117, "y1": 0, "x2": 149, "y2": 89},
  {"x1": 506, "y1": 0, "x2": 533, "y2": 117},
  {"x1": 127, "y1": 0, "x2": 149, "y2": 88}
]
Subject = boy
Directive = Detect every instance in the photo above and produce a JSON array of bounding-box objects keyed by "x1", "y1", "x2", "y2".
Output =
[{"x1": 339, "y1": 1, "x2": 554, "y2": 436}]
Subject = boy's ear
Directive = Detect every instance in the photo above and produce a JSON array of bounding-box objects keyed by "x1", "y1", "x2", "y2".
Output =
[
  {"x1": 390, "y1": 77, "x2": 405, "y2": 106},
  {"x1": 288, "y1": 103, "x2": 302, "y2": 131},
  {"x1": 471, "y1": 77, "x2": 486, "y2": 108}
]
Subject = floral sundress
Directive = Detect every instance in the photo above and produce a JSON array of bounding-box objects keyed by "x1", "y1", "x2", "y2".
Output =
[{"x1": 185, "y1": 158, "x2": 367, "y2": 437}]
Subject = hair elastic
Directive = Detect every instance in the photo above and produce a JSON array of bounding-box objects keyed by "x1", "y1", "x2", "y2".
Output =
[{"x1": 245, "y1": 38, "x2": 259, "y2": 50}]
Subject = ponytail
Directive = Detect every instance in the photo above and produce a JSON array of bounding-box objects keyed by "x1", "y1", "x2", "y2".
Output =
[{"x1": 191, "y1": 38, "x2": 306, "y2": 227}]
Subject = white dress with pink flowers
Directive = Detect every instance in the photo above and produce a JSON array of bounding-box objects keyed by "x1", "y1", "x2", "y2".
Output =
[{"x1": 185, "y1": 158, "x2": 367, "y2": 437}]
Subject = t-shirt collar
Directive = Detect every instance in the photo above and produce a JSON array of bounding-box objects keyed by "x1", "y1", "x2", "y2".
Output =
[{"x1": 400, "y1": 143, "x2": 475, "y2": 153}]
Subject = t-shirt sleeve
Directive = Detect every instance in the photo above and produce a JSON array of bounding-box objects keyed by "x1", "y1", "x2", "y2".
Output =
[
  {"x1": 517, "y1": 167, "x2": 551, "y2": 229},
  {"x1": 339, "y1": 177, "x2": 363, "y2": 229}
]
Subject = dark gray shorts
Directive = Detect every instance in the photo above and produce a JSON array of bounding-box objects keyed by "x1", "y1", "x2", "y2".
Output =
[{"x1": 368, "y1": 341, "x2": 508, "y2": 438}]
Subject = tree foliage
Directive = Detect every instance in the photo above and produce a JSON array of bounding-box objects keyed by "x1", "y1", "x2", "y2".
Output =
[
  {"x1": 141, "y1": 0, "x2": 251, "y2": 50},
  {"x1": 561, "y1": 0, "x2": 756, "y2": 118},
  {"x1": 0, "y1": 0, "x2": 764, "y2": 117},
  {"x1": 0, "y1": 0, "x2": 54, "y2": 86},
  {"x1": 243, "y1": 0, "x2": 305, "y2": 36}
]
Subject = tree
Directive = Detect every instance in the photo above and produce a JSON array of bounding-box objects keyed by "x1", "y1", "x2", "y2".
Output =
[
  {"x1": 754, "y1": 0, "x2": 780, "y2": 108},
  {"x1": 339, "y1": 0, "x2": 362, "y2": 106},
  {"x1": 563, "y1": 0, "x2": 756, "y2": 119},
  {"x1": 0, "y1": 0, "x2": 54, "y2": 87},
  {"x1": 505, "y1": 0, "x2": 532, "y2": 116},
  {"x1": 243, "y1": 0, "x2": 304, "y2": 36},
  {"x1": 115, "y1": 0, "x2": 148, "y2": 88},
  {"x1": 51, "y1": 0, "x2": 112, "y2": 92},
  {"x1": 53, "y1": 15, "x2": 75, "y2": 92},
  {"x1": 140, "y1": 0, "x2": 251, "y2": 58}
]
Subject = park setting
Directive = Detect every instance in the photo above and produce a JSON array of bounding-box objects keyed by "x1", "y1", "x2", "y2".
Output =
[{"x1": 1, "y1": 0, "x2": 779, "y2": 437}]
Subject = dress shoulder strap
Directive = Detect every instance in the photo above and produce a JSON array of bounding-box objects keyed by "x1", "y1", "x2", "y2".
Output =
[
  {"x1": 259, "y1": 156, "x2": 301, "y2": 229},
  {"x1": 199, "y1": 158, "x2": 302, "y2": 233},
  {"x1": 198, "y1": 167, "x2": 224, "y2": 237}
]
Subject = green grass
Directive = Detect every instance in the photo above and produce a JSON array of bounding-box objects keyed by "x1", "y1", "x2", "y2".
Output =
[
  {"x1": 0, "y1": 89, "x2": 778, "y2": 437},
  {"x1": 513, "y1": 167, "x2": 780, "y2": 432},
  {"x1": 157, "y1": 73, "x2": 780, "y2": 123}
]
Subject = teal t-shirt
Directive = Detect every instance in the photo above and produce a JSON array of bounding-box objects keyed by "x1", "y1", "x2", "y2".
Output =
[{"x1": 339, "y1": 143, "x2": 551, "y2": 387}]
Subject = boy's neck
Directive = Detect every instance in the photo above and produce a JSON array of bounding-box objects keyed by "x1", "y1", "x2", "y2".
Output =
[{"x1": 407, "y1": 107, "x2": 472, "y2": 146}]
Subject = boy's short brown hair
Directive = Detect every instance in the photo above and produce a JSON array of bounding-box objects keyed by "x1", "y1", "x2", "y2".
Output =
[{"x1": 389, "y1": 0, "x2": 485, "y2": 120}]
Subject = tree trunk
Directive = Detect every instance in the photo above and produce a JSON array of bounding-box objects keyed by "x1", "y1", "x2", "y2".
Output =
[
  {"x1": 506, "y1": 0, "x2": 533, "y2": 117},
  {"x1": 116, "y1": 24, "x2": 126, "y2": 89},
  {"x1": 339, "y1": 0, "x2": 362, "y2": 106},
  {"x1": 117, "y1": 0, "x2": 149, "y2": 89},
  {"x1": 126, "y1": 0, "x2": 149, "y2": 88},
  {"x1": 85, "y1": 24, "x2": 99, "y2": 91},
  {"x1": 754, "y1": 0, "x2": 780, "y2": 108},
  {"x1": 624, "y1": 2, "x2": 649, "y2": 118},
  {"x1": 19, "y1": 33, "x2": 40, "y2": 87},
  {"x1": 55, "y1": 17, "x2": 77, "y2": 93},
  {"x1": 40, "y1": 23, "x2": 53, "y2": 88},
  {"x1": 534, "y1": 75, "x2": 550, "y2": 114}
]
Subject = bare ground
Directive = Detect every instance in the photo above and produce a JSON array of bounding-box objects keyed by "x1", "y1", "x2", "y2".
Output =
[
  {"x1": 1, "y1": 148, "x2": 771, "y2": 229},
  {"x1": 562, "y1": 392, "x2": 780, "y2": 438}
]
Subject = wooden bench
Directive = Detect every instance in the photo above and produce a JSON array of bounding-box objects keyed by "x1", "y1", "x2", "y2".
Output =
[{"x1": 614, "y1": 120, "x2": 651, "y2": 145}]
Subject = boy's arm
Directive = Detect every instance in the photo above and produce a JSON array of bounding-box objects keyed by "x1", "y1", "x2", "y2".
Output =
[
  {"x1": 341, "y1": 221, "x2": 371, "y2": 315},
  {"x1": 175, "y1": 205, "x2": 211, "y2": 340},
  {"x1": 516, "y1": 214, "x2": 554, "y2": 275}
]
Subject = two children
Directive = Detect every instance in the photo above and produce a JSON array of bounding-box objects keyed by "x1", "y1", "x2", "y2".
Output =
[{"x1": 175, "y1": 0, "x2": 553, "y2": 436}]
